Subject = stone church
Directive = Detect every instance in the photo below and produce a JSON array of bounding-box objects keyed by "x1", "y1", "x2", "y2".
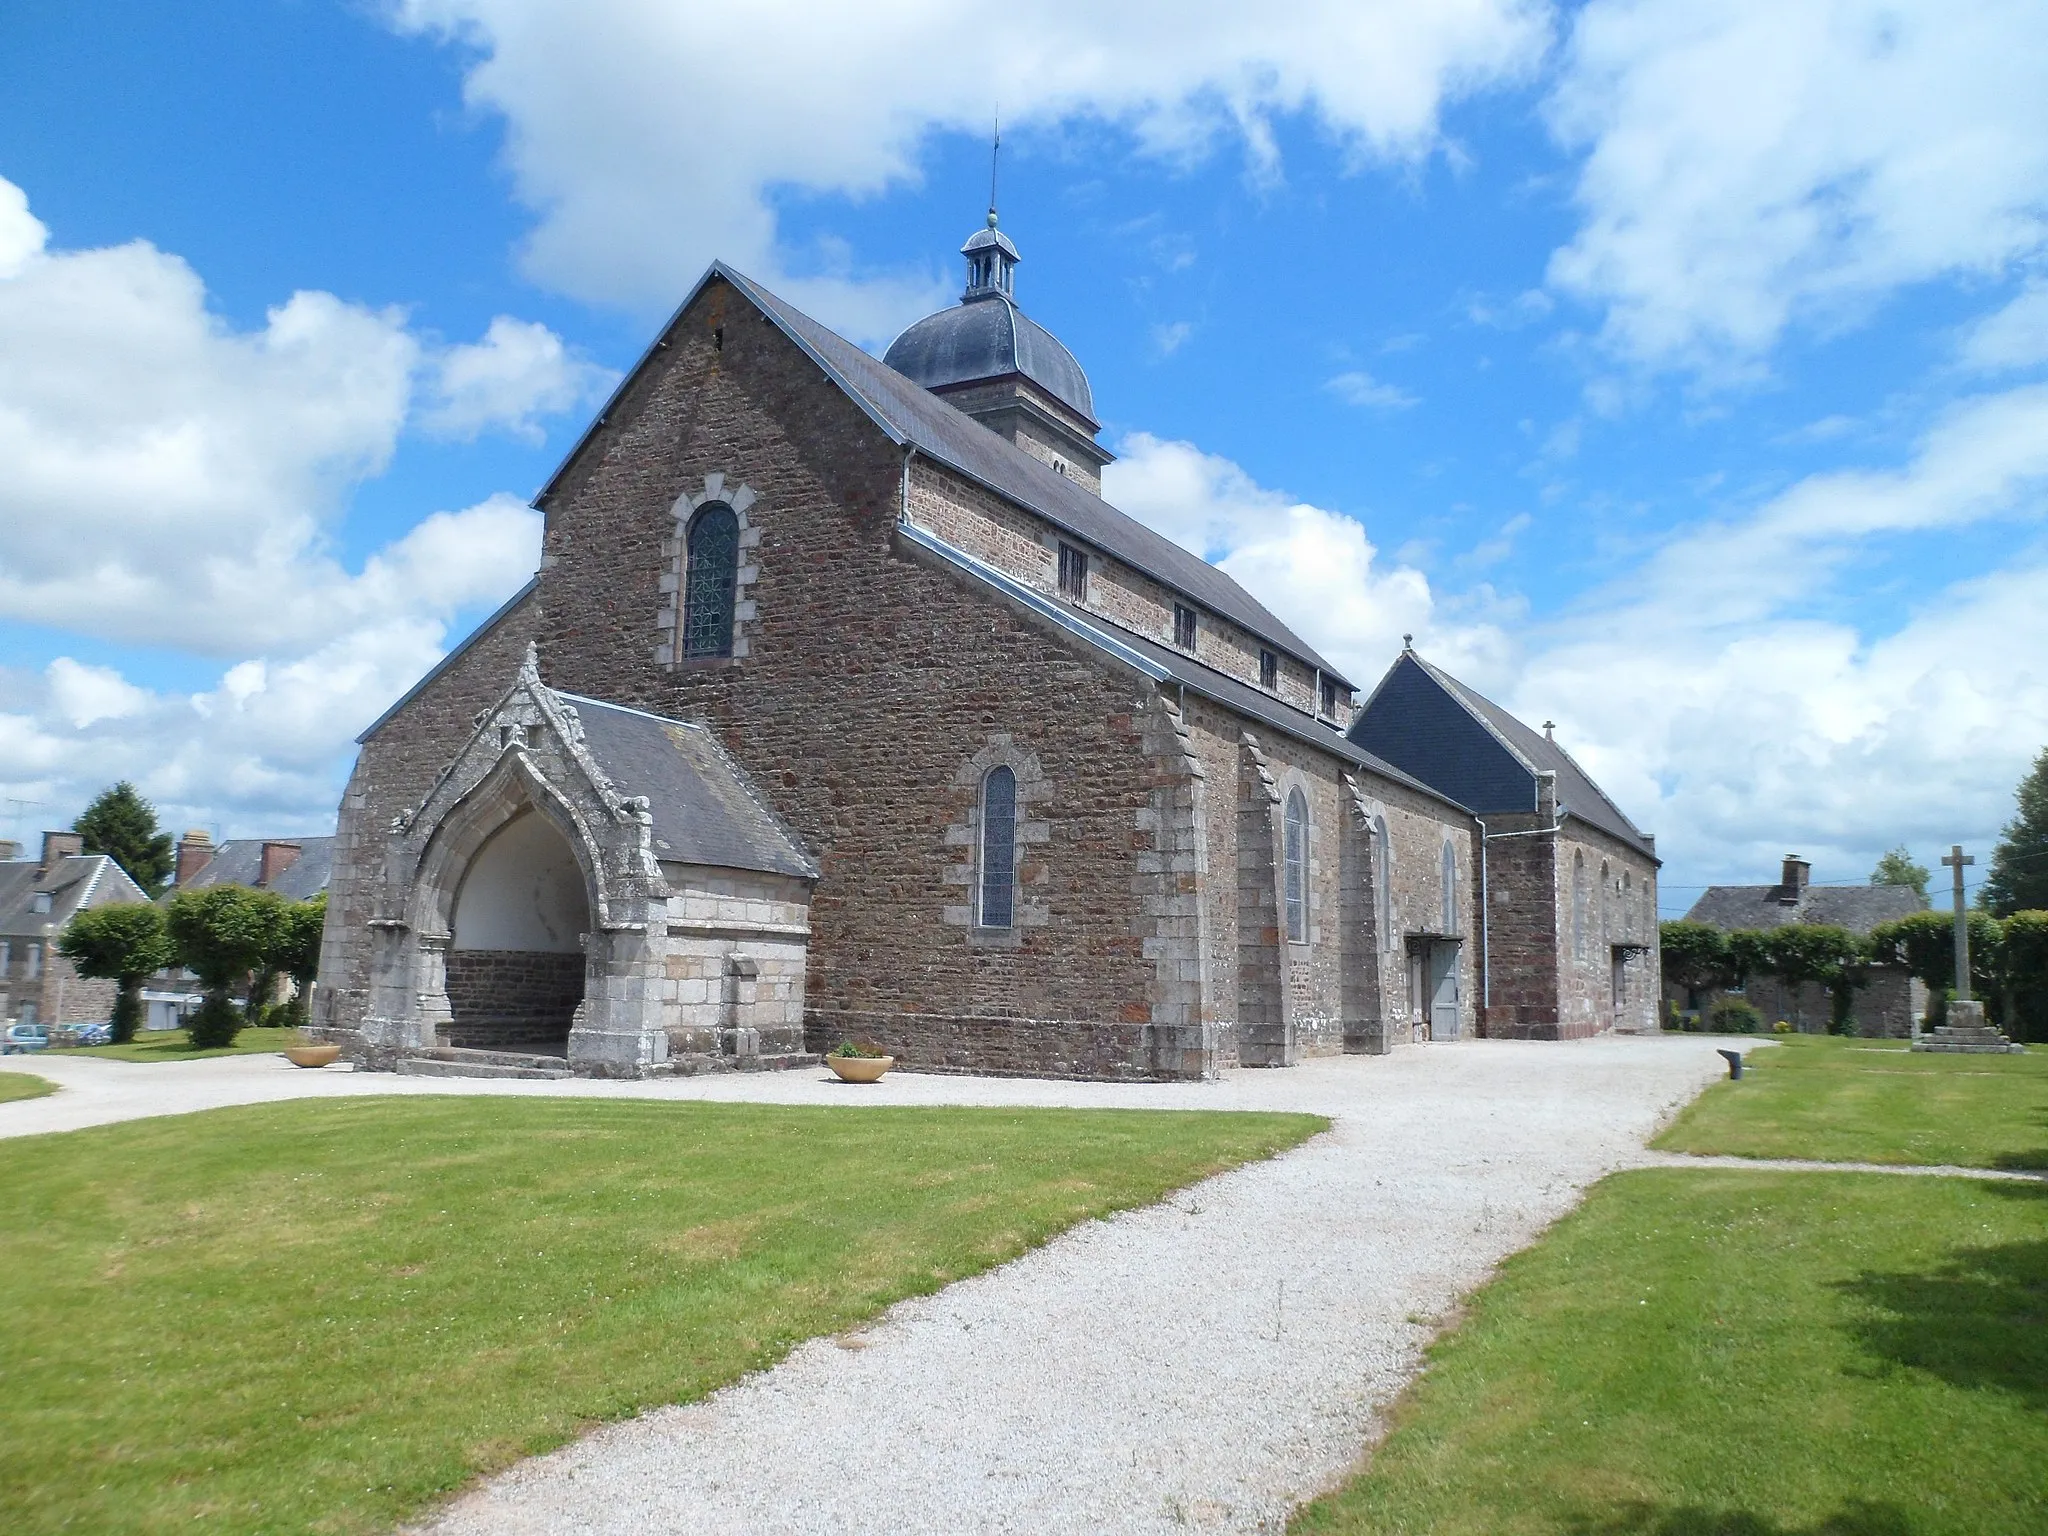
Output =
[{"x1": 314, "y1": 211, "x2": 1661, "y2": 1080}]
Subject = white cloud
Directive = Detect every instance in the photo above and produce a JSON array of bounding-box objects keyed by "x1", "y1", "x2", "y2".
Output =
[
  {"x1": 1547, "y1": 0, "x2": 2048, "y2": 375},
  {"x1": 422, "y1": 315, "x2": 617, "y2": 443},
  {"x1": 390, "y1": 0, "x2": 1552, "y2": 332},
  {"x1": 1959, "y1": 278, "x2": 2048, "y2": 372},
  {"x1": 1326, "y1": 370, "x2": 1419, "y2": 410},
  {"x1": 0, "y1": 176, "x2": 46, "y2": 277},
  {"x1": 1151, "y1": 320, "x2": 1195, "y2": 357},
  {"x1": 45, "y1": 659, "x2": 148, "y2": 730}
]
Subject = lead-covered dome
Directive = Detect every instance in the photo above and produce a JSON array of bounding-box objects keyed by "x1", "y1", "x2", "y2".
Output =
[{"x1": 884, "y1": 214, "x2": 1097, "y2": 427}]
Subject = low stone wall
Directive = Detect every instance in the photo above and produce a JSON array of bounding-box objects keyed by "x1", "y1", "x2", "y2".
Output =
[
  {"x1": 805, "y1": 1008, "x2": 1179, "y2": 1081},
  {"x1": 444, "y1": 950, "x2": 584, "y2": 1053}
]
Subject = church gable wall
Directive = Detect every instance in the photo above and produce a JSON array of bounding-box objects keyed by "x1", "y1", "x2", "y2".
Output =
[
  {"x1": 527, "y1": 279, "x2": 1187, "y2": 1079},
  {"x1": 904, "y1": 462, "x2": 1340, "y2": 723},
  {"x1": 314, "y1": 592, "x2": 543, "y2": 1039}
]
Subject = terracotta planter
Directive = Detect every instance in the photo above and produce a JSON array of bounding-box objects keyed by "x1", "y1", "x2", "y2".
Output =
[
  {"x1": 285, "y1": 1043, "x2": 342, "y2": 1069},
  {"x1": 825, "y1": 1054, "x2": 894, "y2": 1083}
]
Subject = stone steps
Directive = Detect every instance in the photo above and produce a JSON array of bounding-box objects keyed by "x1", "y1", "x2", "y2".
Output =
[
  {"x1": 398, "y1": 1046, "x2": 574, "y2": 1080},
  {"x1": 1915, "y1": 1026, "x2": 2026, "y2": 1054}
]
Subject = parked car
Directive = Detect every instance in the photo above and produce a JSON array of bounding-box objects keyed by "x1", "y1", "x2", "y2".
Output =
[{"x1": 3, "y1": 1022, "x2": 50, "y2": 1054}]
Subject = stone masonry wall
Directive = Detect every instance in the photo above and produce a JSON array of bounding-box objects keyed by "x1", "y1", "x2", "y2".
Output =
[
  {"x1": 314, "y1": 594, "x2": 544, "y2": 1042},
  {"x1": 443, "y1": 950, "x2": 583, "y2": 1051},
  {"x1": 526, "y1": 275, "x2": 1185, "y2": 1079}
]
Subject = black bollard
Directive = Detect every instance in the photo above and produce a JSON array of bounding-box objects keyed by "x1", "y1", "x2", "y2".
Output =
[{"x1": 1717, "y1": 1048, "x2": 1743, "y2": 1080}]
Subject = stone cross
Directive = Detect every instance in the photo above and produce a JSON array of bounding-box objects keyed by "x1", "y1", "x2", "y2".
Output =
[{"x1": 1942, "y1": 844, "x2": 1975, "y2": 1001}]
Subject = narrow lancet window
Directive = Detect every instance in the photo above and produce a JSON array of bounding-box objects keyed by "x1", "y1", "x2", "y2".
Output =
[
  {"x1": 682, "y1": 503, "x2": 739, "y2": 659},
  {"x1": 979, "y1": 765, "x2": 1018, "y2": 928},
  {"x1": 1442, "y1": 841, "x2": 1458, "y2": 934},
  {"x1": 1284, "y1": 789, "x2": 1309, "y2": 943}
]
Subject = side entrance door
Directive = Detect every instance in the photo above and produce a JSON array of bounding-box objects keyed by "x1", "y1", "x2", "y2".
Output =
[{"x1": 1427, "y1": 941, "x2": 1462, "y2": 1040}]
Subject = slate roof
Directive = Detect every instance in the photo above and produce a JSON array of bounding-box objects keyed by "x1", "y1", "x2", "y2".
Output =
[
  {"x1": 884, "y1": 293, "x2": 1097, "y2": 424},
  {"x1": 558, "y1": 693, "x2": 820, "y2": 880},
  {"x1": 0, "y1": 854, "x2": 146, "y2": 938},
  {"x1": 1683, "y1": 882, "x2": 1925, "y2": 935},
  {"x1": 897, "y1": 521, "x2": 1461, "y2": 812},
  {"x1": 535, "y1": 262, "x2": 1347, "y2": 687},
  {"x1": 174, "y1": 838, "x2": 335, "y2": 902},
  {"x1": 1349, "y1": 650, "x2": 1656, "y2": 859}
]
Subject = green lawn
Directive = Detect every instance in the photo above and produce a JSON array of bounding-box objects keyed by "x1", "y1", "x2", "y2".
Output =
[
  {"x1": 1656, "y1": 1034, "x2": 2048, "y2": 1170},
  {"x1": 0, "y1": 1096, "x2": 1321, "y2": 1536},
  {"x1": 49, "y1": 1025, "x2": 299, "y2": 1062},
  {"x1": 0, "y1": 1068, "x2": 54, "y2": 1103},
  {"x1": 1292, "y1": 1169, "x2": 2048, "y2": 1536}
]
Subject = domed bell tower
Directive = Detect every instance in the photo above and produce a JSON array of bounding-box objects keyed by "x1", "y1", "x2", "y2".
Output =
[{"x1": 884, "y1": 208, "x2": 1112, "y2": 494}]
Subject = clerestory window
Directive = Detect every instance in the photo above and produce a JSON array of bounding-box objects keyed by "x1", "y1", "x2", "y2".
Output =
[
  {"x1": 1284, "y1": 789, "x2": 1309, "y2": 944},
  {"x1": 681, "y1": 503, "x2": 739, "y2": 659},
  {"x1": 1174, "y1": 604, "x2": 1197, "y2": 651},
  {"x1": 1058, "y1": 542, "x2": 1088, "y2": 603},
  {"x1": 978, "y1": 766, "x2": 1018, "y2": 929},
  {"x1": 1260, "y1": 650, "x2": 1278, "y2": 691}
]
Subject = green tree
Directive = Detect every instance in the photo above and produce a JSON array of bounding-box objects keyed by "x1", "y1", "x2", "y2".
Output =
[
  {"x1": 1658, "y1": 921, "x2": 1732, "y2": 1010},
  {"x1": 73, "y1": 782, "x2": 175, "y2": 898},
  {"x1": 54, "y1": 903, "x2": 171, "y2": 1044},
  {"x1": 164, "y1": 886, "x2": 287, "y2": 1049},
  {"x1": 269, "y1": 896, "x2": 327, "y2": 1031},
  {"x1": 1999, "y1": 911, "x2": 2048, "y2": 1044},
  {"x1": 1762, "y1": 924, "x2": 1867, "y2": 1035},
  {"x1": 1982, "y1": 746, "x2": 2048, "y2": 916},
  {"x1": 1868, "y1": 908, "x2": 2004, "y2": 1023},
  {"x1": 1869, "y1": 846, "x2": 1930, "y2": 902}
]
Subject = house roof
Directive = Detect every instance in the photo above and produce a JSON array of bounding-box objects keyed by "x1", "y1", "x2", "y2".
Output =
[
  {"x1": 173, "y1": 838, "x2": 335, "y2": 902},
  {"x1": 534, "y1": 262, "x2": 1347, "y2": 688},
  {"x1": 0, "y1": 853, "x2": 146, "y2": 938},
  {"x1": 1349, "y1": 650, "x2": 1656, "y2": 859},
  {"x1": 896, "y1": 521, "x2": 1461, "y2": 813},
  {"x1": 557, "y1": 693, "x2": 820, "y2": 880},
  {"x1": 1683, "y1": 882, "x2": 1925, "y2": 936}
]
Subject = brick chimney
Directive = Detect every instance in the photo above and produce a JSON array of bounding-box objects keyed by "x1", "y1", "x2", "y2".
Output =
[
  {"x1": 1778, "y1": 854, "x2": 1810, "y2": 903},
  {"x1": 0, "y1": 839, "x2": 20, "y2": 862},
  {"x1": 175, "y1": 829, "x2": 215, "y2": 888},
  {"x1": 39, "y1": 830, "x2": 84, "y2": 871},
  {"x1": 257, "y1": 841, "x2": 303, "y2": 889}
]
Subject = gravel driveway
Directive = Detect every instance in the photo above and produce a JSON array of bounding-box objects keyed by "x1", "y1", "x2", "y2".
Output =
[{"x1": 328, "y1": 1037, "x2": 1725, "y2": 1536}]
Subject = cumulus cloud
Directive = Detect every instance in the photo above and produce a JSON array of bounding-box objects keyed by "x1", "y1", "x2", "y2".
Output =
[
  {"x1": 1546, "y1": 0, "x2": 2048, "y2": 376},
  {"x1": 0, "y1": 173, "x2": 555, "y2": 837},
  {"x1": 1104, "y1": 412, "x2": 2048, "y2": 898},
  {"x1": 421, "y1": 315, "x2": 616, "y2": 443},
  {"x1": 389, "y1": 0, "x2": 1551, "y2": 332}
]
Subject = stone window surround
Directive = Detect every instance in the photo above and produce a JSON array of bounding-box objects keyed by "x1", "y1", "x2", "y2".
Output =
[
  {"x1": 656, "y1": 473, "x2": 762, "y2": 669},
  {"x1": 1271, "y1": 764, "x2": 1322, "y2": 950},
  {"x1": 942, "y1": 734, "x2": 1053, "y2": 949}
]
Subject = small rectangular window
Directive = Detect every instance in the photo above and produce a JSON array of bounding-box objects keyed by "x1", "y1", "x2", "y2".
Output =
[
  {"x1": 27, "y1": 942, "x2": 42, "y2": 980},
  {"x1": 1173, "y1": 604, "x2": 1197, "y2": 650},
  {"x1": 31, "y1": 890, "x2": 52, "y2": 914},
  {"x1": 1320, "y1": 676, "x2": 1341, "y2": 718},
  {"x1": 1058, "y1": 542, "x2": 1088, "y2": 603},
  {"x1": 1260, "y1": 650, "x2": 1278, "y2": 690}
]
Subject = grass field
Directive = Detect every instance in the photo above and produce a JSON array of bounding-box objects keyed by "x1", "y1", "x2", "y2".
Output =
[
  {"x1": 49, "y1": 1025, "x2": 299, "y2": 1062},
  {"x1": 1291, "y1": 1169, "x2": 2048, "y2": 1536},
  {"x1": 0, "y1": 1095, "x2": 1321, "y2": 1536},
  {"x1": 0, "y1": 1068, "x2": 54, "y2": 1103},
  {"x1": 1656, "y1": 1034, "x2": 2048, "y2": 1169}
]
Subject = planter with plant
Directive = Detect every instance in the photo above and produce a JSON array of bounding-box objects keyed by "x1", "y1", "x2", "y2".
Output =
[{"x1": 825, "y1": 1039, "x2": 894, "y2": 1083}]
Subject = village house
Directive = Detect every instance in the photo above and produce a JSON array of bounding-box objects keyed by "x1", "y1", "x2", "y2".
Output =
[
  {"x1": 314, "y1": 212, "x2": 1659, "y2": 1080},
  {"x1": 0, "y1": 832, "x2": 149, "y2": 1033},
  {"x1": 1675, "y1": 856, "x2": 1926, "y2": 1036}
]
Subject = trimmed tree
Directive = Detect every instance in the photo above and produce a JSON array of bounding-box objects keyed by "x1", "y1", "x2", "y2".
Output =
[
  {"x1": 74, "y1": 782, "x2": 175, "y2": 898},
  {"x1": 1761, "y1": 924, "x2": 1866, "y2": 1035},
  {"x1": 164, "y1": 886, "x2": 287, "y2": 1049},
  {"x1": 1658, "y1": 921, "x2": 1732, "y2": 1012},
  {"x1": 2001, "y1": 911, "x2": 2048, "y2": 1044},
  {"x1": 54, "y1": 903, "x2": 171, "y2": 1044},
  {"x1": 271, "y1": 895, "x2": 327, "y2": 1031},
  {"x1": 1868, "y1": 908, "x2": 2005, "y2": 1024},
  {"x1": 1982, "y1": 746, "x2": 2048, "y2": 917},
  {"x1": 1870, "y1": 847, "x2": 1931, "y2": 902}
]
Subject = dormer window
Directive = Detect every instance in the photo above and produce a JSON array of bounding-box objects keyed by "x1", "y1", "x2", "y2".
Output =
[
  {"x1": 1174, "y1": 604, "x2": 1197, "y2": 651},
  {"x1": 31, "y1": 891, "x2": 52, "y2": 914}
]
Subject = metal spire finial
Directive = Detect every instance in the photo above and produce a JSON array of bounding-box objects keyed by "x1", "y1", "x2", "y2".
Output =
[{"x1": 988, "y1": 116, "x2": 1001, "y2": 227}]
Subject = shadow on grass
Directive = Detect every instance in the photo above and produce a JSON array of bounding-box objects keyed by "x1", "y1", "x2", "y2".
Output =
[
  {"x1": 1835, "y1": 1183, "x2": 2048, "y2": 1411},
  {"x1": 1988, "y1": 1105, "x2": 2048, "y2": 1172},
  {"x1": 1569, "y1": 1501, "x2": 1918, "y2": 1536}
]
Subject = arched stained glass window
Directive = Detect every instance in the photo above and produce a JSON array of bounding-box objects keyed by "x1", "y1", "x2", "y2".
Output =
[
  {"x1": 1284, "y1": 789, "x2": 1309, "y2": 944},
  {"x1": 1373, "y1": 817, "x2": 1393, "y2": 950},
  {"x1": 682, "y1": 503, "x2": 739, "y2": 659},
  {"x1": 1442, "y1": 841, "x2": 1458, "y2": 935},
  {"x1": 979, "y1": 766, "x2": 1017, "y2": 929}
]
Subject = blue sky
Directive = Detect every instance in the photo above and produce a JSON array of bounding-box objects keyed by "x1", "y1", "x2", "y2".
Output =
[{"x1": 3, "y1": 0, "x2": 2046, "y2": 911}]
